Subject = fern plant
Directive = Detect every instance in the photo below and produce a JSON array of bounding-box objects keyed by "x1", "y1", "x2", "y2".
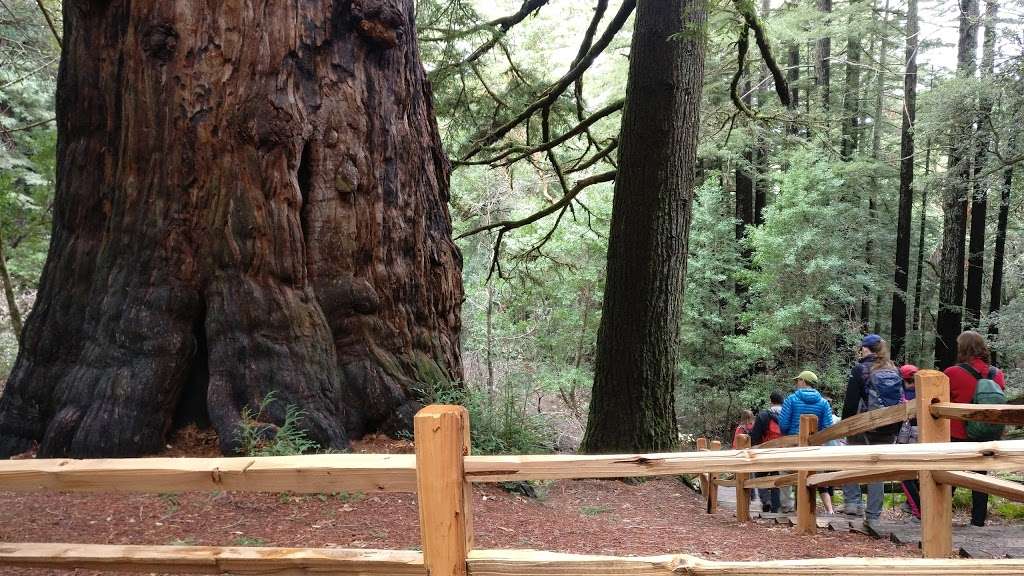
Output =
[{"x1": 234, "y1": 391, "x2": 319, "y2": 456}]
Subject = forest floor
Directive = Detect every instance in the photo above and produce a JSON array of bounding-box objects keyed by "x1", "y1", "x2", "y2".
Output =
[{"x1": 0, "y1": 428, "x2": 917, "y2": 575}]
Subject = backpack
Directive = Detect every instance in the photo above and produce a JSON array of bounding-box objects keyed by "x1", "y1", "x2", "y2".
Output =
[
  {"x1": 960, "y1": 363, "x2": 1006, "y2": 441},
  {"x1": 763, "y1": 413, "x2": 782, "y2": 442},
  {"x1": 864, "y1": 365, "x2": 904, "y2": 411}
]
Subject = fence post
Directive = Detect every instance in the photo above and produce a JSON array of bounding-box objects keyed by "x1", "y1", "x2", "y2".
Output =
[
  {"x1": 708, "y1": 440, "x2": 721, "y2": 514},
  {"x1": 415, "y1": 405, "x2": 473, "y2": 576},
  {"x1": 735, "y1": 433, "x2": 751, "y2": 522},
  {"x1": 917, "y1": 370, "x2": 952, "y2": 558},
  {"x1": 797, "y1": 414, "x2": 818, "y2": 534},
  {"x1": 696, "y1": 437, "x2": 709, "y2": 503}
]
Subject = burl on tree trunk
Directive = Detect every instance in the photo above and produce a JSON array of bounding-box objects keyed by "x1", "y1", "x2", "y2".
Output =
[{"x1": 0, "y1": 0, "x2": 463, "y2": 458}]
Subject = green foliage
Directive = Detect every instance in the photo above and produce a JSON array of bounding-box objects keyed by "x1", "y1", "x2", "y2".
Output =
[
  {"x1": 415, "y1": 377, "x2": 554, "y2": 455},
  {"x1": 234, "y1": 392, "x2": 320, "y2": 457},
  {"x1": 579, "y1": 505, "x2": 612, "y2": 516},
  {"x1": 231, "y1": 535, "x2": 267, "y2": 547},
  {"x1": 993, "y1": 497, "x2": 1024, "y2": 520}
]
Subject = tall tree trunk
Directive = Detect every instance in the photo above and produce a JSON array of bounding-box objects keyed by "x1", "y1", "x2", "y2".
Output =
[
  {"x1": 935, "y1": 0, "x2": 980, "y2": 369},
  {"x1": 582, "y1": 0, "x2": 706, "y2": 453},
  {"x1": 870, "y1": 0, "x2": 891, "y2": 335},
  {"x1": 0, "y1": 0, "x2": 463, "y2": 458},
  {"x1": 0, "y1": 226, "x2": 22, "y2": 341},
  {"x1": 964, "y1": 0, "x2": 998, "y2": 328},
  {"x1": 912, "y1": 140, "x2": 931, "y2": 362},
  {"x1": 840, "y1": 2, "x2": 862, "y2": 161},
  {"x1": 753, "y1": 0, "x2": 770, "y2": 226},
  {"x1": 816, "y1": 0, "x2": 832, "y2": 120},
  {"x1": 988, "y1": 162, "x2": 1013, "y2": 364},
  {"x1": 788, "y1": 41, "x2": 800, "y2": 134},
  {"x1": 891, "y1": 0, "x2": 917, "y2": 361},
  {"x1": 734, "y1": 73, "x2": 754, "y2": 336}
]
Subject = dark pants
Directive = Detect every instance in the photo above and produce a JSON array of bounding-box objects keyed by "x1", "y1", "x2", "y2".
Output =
[
  {"x1": 754, "y1": 472, "x2": 781, "y2": 512},
  {"x1": 953, "y1": 439, "x2": 990, "y2": 526}
]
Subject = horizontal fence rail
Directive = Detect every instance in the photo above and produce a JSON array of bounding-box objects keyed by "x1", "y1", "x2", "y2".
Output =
[
  {"x1": 0, "y1": 453, "x2": 418, "y2": 493},
  {"x1": 462, "y1": 440, "x2": 1024, "y2": 481},
  {"x1": 2, "y1": 441, "x2": 1020, "y2": 493},
  {"x1": 4, "y1": 544, "x2": 1024, "y2": 575}
]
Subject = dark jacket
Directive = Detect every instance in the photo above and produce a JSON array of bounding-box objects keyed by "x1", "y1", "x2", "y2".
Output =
[
  {"x1": 842, "y1": 355, "x2": 875, "y2": 419},
  {"x1": 749, "y1": 405, "x2": 782, "y2": 445}
]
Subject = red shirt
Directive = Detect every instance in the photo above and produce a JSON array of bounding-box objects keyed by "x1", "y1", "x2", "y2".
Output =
[{"x1": 944, "y1": 358, "x2": 1006, "y2": 440}]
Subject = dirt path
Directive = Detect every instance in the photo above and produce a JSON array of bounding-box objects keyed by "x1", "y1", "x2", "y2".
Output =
[{"x1": 0, "y1": 476, "x2": 915, "y2": 575}]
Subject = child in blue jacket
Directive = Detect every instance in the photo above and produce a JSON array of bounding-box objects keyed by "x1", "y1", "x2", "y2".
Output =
[{"x1": 778, "y1": 370, "x2": 834, "y2": 434}]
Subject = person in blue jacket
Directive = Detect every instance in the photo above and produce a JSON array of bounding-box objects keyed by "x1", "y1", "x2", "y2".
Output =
[{"x1": 778, "y1": 370, "x2": 834, "y2": 435}]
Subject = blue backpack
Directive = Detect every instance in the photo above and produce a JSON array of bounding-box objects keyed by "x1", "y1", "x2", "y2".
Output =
[{"x1": 865, "y1": 366, "x2": 904, "y2": 411}]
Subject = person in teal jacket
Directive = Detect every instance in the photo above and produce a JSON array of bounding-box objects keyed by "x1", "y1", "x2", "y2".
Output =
[{"x1": 778, "y1": 370, "x2": 834, "y2": 434}]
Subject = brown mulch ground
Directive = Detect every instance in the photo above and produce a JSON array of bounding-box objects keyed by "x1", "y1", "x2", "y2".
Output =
[{"x1": 0, "y1": 431, "x2": 915, "y2": 575}]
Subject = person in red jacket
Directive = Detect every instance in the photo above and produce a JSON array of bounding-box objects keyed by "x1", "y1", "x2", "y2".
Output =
[{"x1": 943, "y1": 330, "x2": 1006, "y2": 527}]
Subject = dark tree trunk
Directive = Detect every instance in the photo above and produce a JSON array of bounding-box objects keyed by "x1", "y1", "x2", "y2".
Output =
[
  {"x1": 869, "y1": 0, "x2": 889, "y2": 336},
  {"x1": 0, "y1": 226, "x2": 22, "y2": 341},
  {"x1": 0, "y1": 0, "x2": 463, "y2": 458},
  {"x1": 788, "y1": 42, "x2": 800, "y2": 121},
  {"x1": 736, "y1": 76, "x2": 755, "y2": 250},
  {"x1": 964, "y1": 0, "x2": 998, "y2": 328},
  {"x1": 890, "y1": 0, "x2": 917, "y2": 361},
  {"x1": 581, "y1": 0, "x2": 706, "y2": 453},
  {"x1": 753, "y1": 0, "x2": 770, "y2": 225},
  {"x1": 840, "y1": 1, "x2": 861, "y2": 162},
  {"x1": 911, "y1": 141, "x2": 931, "y2": 361},
  {"x1": 935, "y1": 0, "x2": 979, "y2": 369},
  {"x1": 816, "y1": 0, "x2": 832, "y2": 118},
  {"x1": 988, "y1": 162, "x2": 1013, "y2": 364},
  {"x1": 734, "y1": 76, "x2": 755, "y2": 336}
]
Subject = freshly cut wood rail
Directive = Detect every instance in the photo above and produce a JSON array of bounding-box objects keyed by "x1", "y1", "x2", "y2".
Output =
[
  {"x1": 463, "y1": 441, "x2": 1024, "y2": 481},
  {"x1": 932, "y1": 470, "x2": 1024, "y2": 502},
  {"x1": 929, "y1": 402, "x2": 1024, "y2": 424},
  {"x1": 806, "y1": 469, "x2": 917, "y2": 487},
  {"x1": 741, "y1": 472, "x2": 797, "y2": 489},
  {"x1": 5, "y1": 544, "x2": 1024, "y2": 575},
  {"x1": 0, "y1": 453, "x2": 418, "y2": 493},
  {"x1": 0, "y1": 543, "x2": 426, "y2": 574}
]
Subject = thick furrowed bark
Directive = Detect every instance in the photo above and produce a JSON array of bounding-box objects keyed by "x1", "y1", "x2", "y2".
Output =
[{"x1": 0, "y1": 0, "x2": 462, "y2": 458}]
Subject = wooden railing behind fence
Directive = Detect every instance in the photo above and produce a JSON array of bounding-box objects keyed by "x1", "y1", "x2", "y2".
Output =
[{"x1": 696, "y1": 369, "x2": 1024, "y2": 560}]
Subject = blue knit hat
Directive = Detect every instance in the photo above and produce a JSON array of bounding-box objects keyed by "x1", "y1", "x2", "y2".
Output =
[{"x1": 861, "y1": 333, "x2": 882, "y2": 348}]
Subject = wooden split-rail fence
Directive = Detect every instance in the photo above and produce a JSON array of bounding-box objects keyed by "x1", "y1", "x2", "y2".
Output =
[
  {"x1": 2, "y1": 370, "x2": 1024, "y2": 574},
  {"x1": 696, "y1": 369, "x2": 1024, "y2": 556}
]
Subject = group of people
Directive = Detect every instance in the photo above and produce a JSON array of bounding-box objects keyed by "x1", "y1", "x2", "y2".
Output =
[{"x1": 732, "y1": 330, "x2": 1007, "y2": 527}]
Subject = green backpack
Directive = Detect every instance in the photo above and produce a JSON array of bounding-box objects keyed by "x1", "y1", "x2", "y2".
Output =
[{"x1": 959, "y1": 363, "x2": 1006, "y2": 441}]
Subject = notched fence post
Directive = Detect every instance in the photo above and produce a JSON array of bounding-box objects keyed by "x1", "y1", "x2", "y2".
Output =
[{"x1": 415, "y1": 405, "x2": 473, "y2": 576}]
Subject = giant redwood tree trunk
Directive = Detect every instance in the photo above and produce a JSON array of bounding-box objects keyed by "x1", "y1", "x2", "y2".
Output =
[
  {"x1": 0, "y1": 0, "x2": 462, "y2": 458},
  {"x1": 581, "y1": 0, "x2": 706, "y2": 454}
]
